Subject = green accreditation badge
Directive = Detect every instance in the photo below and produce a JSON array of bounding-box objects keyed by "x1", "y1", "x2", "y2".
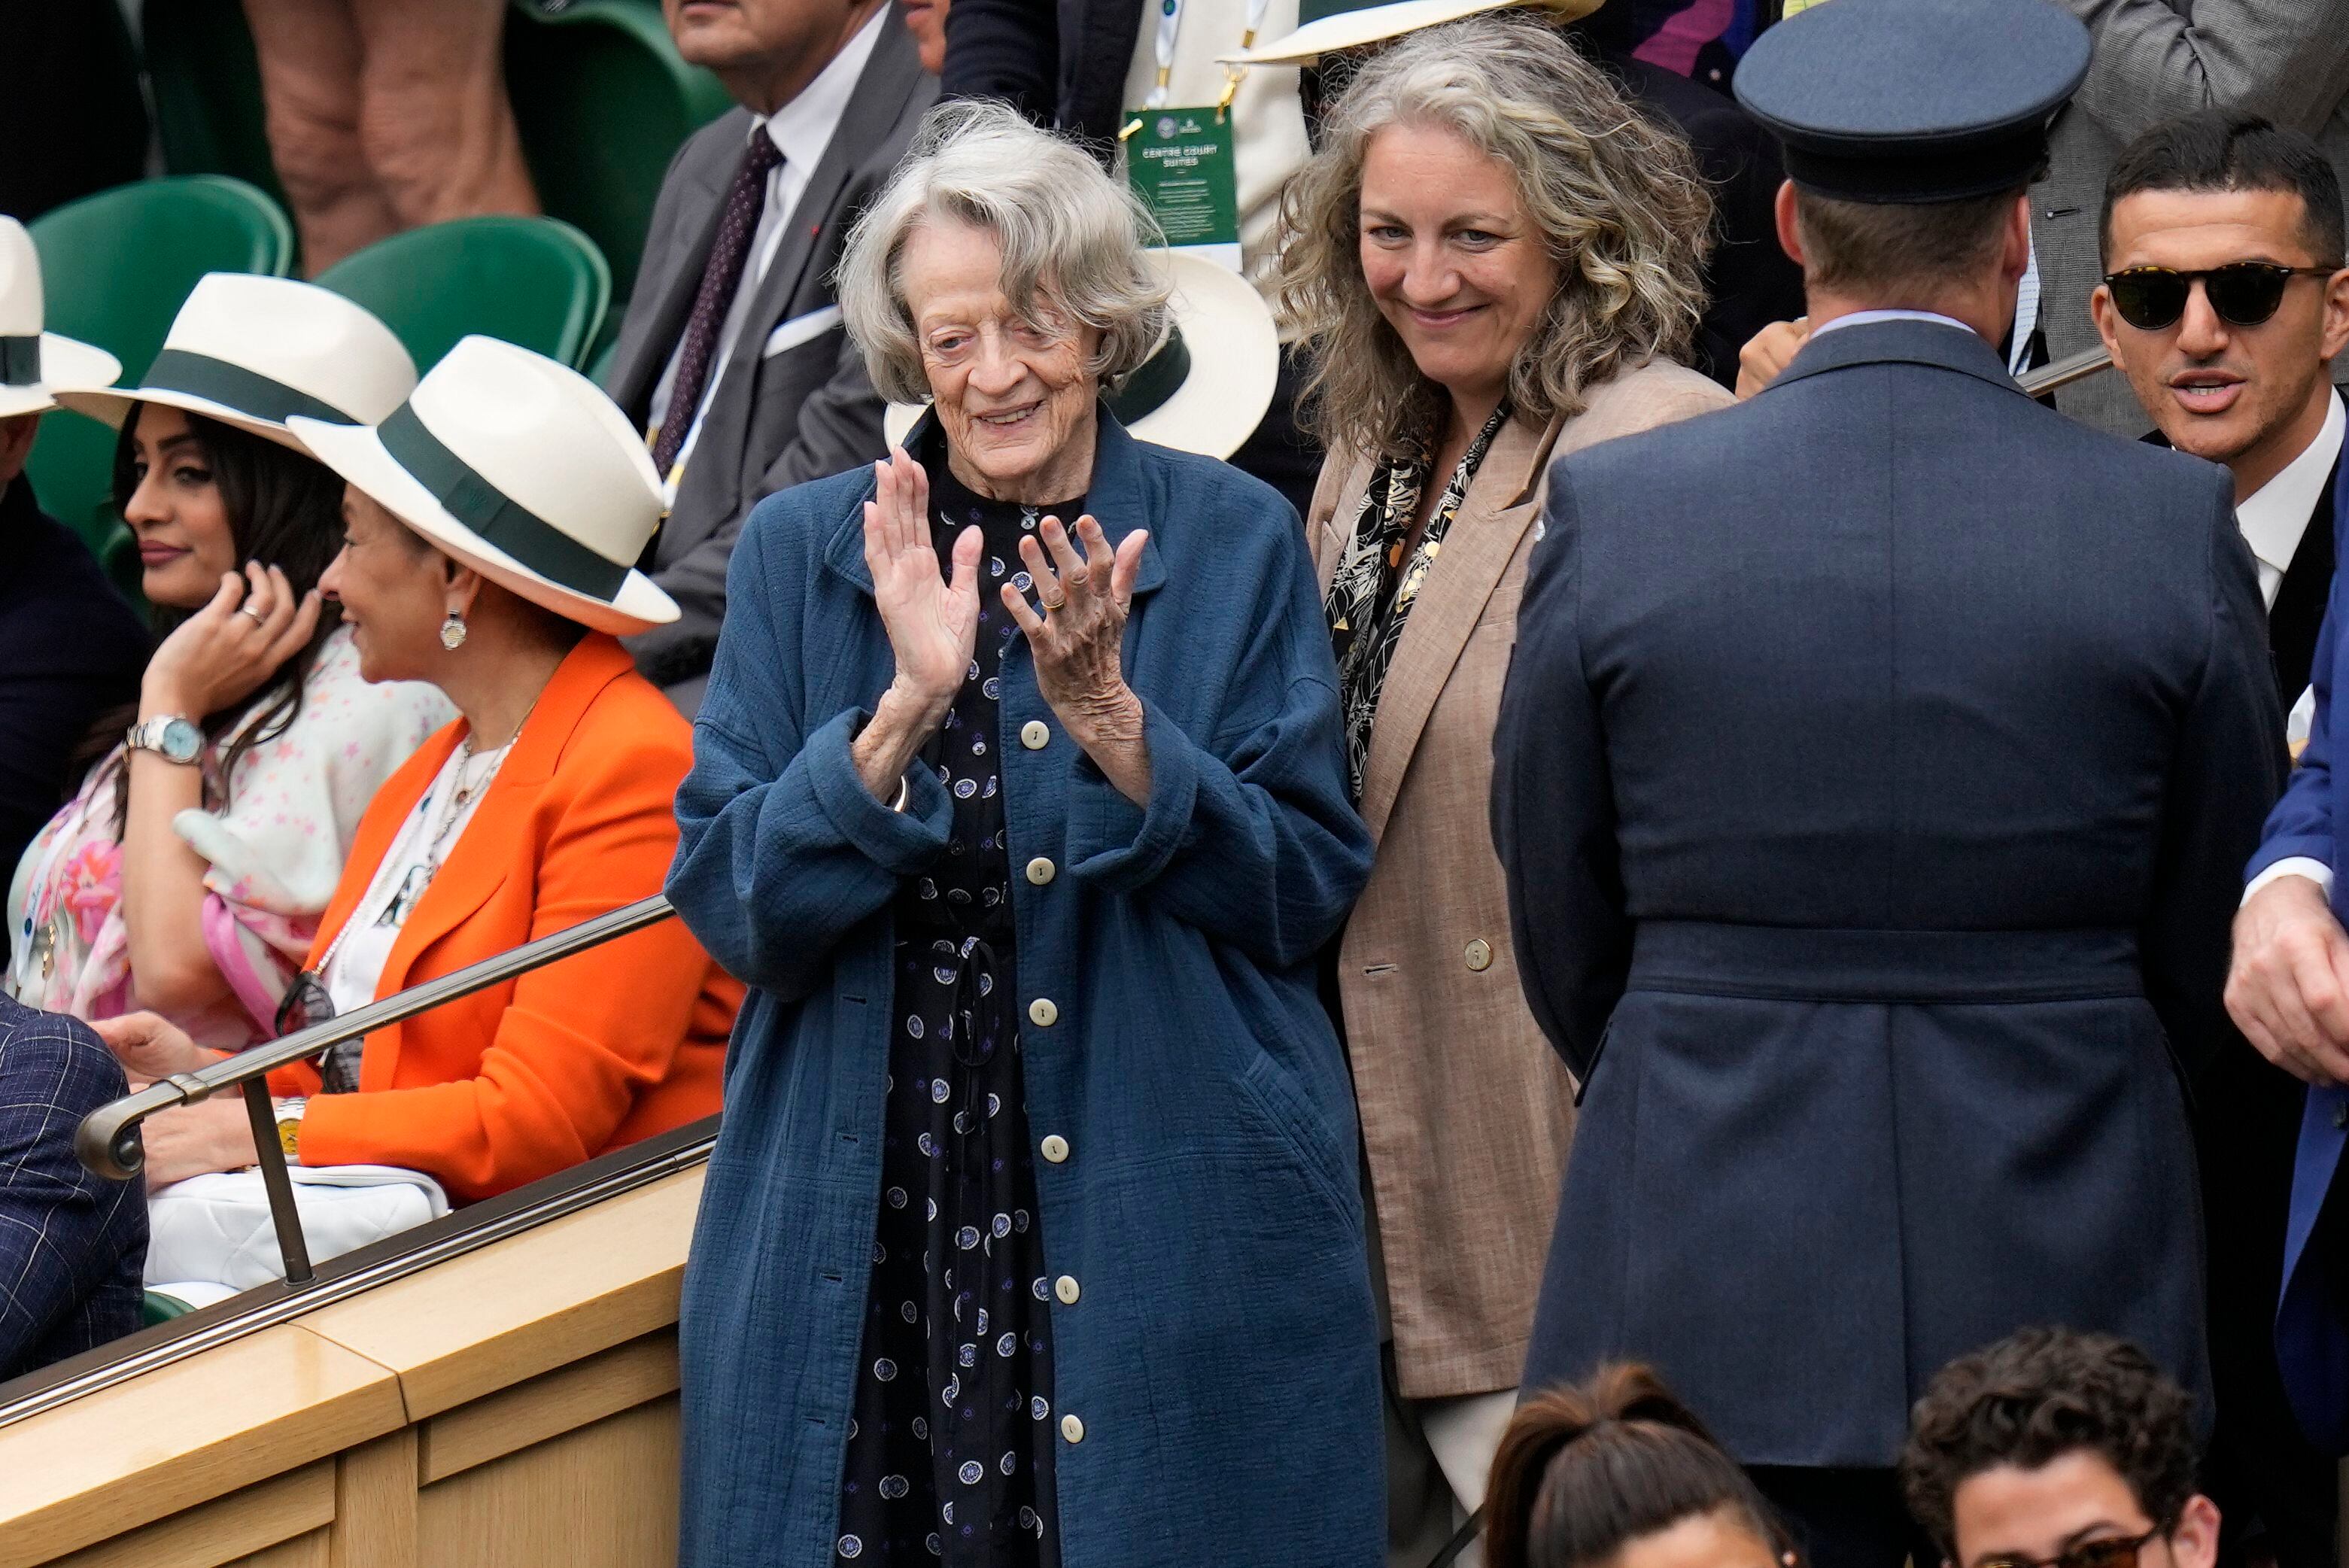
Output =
[{"x1": 1123, "y1": 107, "x2": 1243, "y2": 271}]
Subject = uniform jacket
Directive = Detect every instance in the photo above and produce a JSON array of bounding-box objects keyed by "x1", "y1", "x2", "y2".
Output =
[
  {"x1": 607, "y1": 15, "x2": 937, "y2": 711},
  {"x1": 0, "y1": 995, "x2": 144, "y2": 1381},
  {"x1": 1494, "y1": 318, "x2": 2285, "y2": 1466},
  {"x1": 2033, "y1": 0, "x2": 2349, "y2": 433},
  {"x1": 269, "y1": 636, "x2": 736, "y2": 1203},
  {"x1": 666, "y1": 412, "x2": 1381, "y2": 1568},
  {"x1": 2244, "y1": 458, "x2": 2349, "y2": 1455},
  {"x1": 1305, "y1": 361, "x2": 1730, "y2": 1402}
]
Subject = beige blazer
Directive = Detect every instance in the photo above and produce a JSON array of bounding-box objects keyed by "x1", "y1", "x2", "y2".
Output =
[{"x1": 1308, "y1": 358, "x2": 1734, "y2": 1399}]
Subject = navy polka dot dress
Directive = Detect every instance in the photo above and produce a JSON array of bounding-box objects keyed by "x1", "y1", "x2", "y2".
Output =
[{"x1": 833, "y1": 463, "x2": 1080, "y2": 1566}]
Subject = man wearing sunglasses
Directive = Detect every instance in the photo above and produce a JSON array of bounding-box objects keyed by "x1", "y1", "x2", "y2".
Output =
[
  {"x1": 2091, "y1": 111, "x2": 2349, "y2": 1568},
  {"x1": 1899, "y1": 1329, "x2": 2220, "y2": 1568}
]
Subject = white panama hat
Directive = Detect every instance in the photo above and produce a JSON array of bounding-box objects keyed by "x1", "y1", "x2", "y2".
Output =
[
  {"x1": 54, "y1": 272, "x2": 415, "y2": 452},
  {"x1": 287, "y1": 335, "x2": 679, "y2": 637},
  {"x1": 1221, "y1": 0, "x2": 1601, "y2": 66},
  {"x1": 0, "y1": 216, "x2": 122, "y2": 421},
  {"x1": 886, "y1": 248, "x2": 1280, "y2": 458}
]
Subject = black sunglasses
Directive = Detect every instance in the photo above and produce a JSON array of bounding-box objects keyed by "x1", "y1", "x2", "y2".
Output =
[
  {"x1": 2103, "y1": 262, "x2": 2336, "y2": 330},
  {"x1": 1975, "y1": 1527, "x2": 2165, "y2": 1568}
]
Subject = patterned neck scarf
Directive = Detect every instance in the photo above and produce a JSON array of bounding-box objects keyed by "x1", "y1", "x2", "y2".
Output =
[{"x1": 1324, "y1": 403, "x2": 1511, "y2": 801}]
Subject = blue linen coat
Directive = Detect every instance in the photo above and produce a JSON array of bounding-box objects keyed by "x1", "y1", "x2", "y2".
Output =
[{"x1": 667, "y1": 412, "x2": 1382, "y2": 1568}]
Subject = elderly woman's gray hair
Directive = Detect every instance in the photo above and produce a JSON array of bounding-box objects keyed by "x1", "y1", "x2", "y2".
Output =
[
  {"x1": 837, "y1": 99, "x2": 1173, "y2": 406},
  {"x1": 1275, "y1": 15, "x2": 1714, "y2": 458}
]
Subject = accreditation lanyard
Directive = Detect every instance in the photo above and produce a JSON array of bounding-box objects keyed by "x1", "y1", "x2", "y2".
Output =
[{"x1": 1139, "y1": 0, "x2": 1275, "y2": 116}]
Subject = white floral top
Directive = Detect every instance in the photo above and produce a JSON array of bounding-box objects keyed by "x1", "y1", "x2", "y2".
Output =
[{"x1": 4, "y1": 626, "x2": 454, "y2": 1048}]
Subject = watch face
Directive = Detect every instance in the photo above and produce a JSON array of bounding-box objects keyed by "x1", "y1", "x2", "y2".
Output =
[{"x1": 156, "y1": 719, "x2": 202, "y2": 764}]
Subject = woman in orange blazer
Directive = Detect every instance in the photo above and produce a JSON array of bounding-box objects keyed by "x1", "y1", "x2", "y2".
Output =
[{"x1": 99, "y1": 337, "x2": 736, "y2": 1204}]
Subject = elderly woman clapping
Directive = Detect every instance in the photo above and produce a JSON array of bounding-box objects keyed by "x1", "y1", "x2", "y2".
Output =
[{"x1": 665, "y1": 100, "x2": 1379, "y2": 1567}]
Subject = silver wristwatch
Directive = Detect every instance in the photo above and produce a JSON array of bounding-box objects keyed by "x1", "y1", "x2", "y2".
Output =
[{"x1": 125, "y1": 715, "x2": 204, "y2": 765}]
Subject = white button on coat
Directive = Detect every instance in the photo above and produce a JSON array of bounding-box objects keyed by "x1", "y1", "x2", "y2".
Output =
[
  {"x1": 1054, "y1": 1275, "x2": 1080, "y2": 1304},
  {"x1": 1020, "y1": 720, "x2": 1050, "y2": 750},
  {"x1": 1060, "y1": 1414, "x2": 1085, "y2": 1443},
  {"x1": 1026, "y1": 857, "x2": 1056, "y2": 886},
  {"x1": 1029, "y1": 998, "x2": 1059, "y2": 1027},
  {"x1": 1040, "y1": 1135, "x2": 1069, "y2": 1163}
]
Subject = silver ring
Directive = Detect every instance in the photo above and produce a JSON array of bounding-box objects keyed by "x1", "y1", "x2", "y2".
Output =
[{"x1": 237, "y1": 605, "x2": 269, "y2": 623}]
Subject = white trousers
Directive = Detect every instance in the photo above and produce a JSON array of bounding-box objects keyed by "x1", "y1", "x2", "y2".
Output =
[{"x1": 1385, "y1": 1366, "x2": 1518, "y2": 1568}]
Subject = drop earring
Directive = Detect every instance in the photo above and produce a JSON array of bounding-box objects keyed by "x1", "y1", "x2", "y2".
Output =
[{"x1": 439, "y1": 609, "x2": 468, "y2": 650}]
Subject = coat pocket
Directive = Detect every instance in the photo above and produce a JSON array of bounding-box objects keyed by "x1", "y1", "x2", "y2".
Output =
[{"x1": 1235, "y1": 1046, "x2": 1360, "y2": 1229}]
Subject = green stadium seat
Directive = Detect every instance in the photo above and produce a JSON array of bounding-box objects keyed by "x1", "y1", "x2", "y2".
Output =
[
  {"x1": 140, "y1": 0, "x2": 292, "y2": 221},
  {"x1": 314, "y1": 214, "x2": 612, "y2": 372},
  {"x1": 505, "y1": 0, "x2": 735, "y2": 302},
  {"x1": 24, "y1": 176, "x2": 295, "y2": 595},
  {"x1": 141, "y1": 1290, "x2": 196, "y2": 1327}
]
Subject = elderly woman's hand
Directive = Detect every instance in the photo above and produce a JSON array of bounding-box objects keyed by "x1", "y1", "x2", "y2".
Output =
[
  {"x1": 139, "y1": 1096, "x2": 261, "y2": 1187},
  {"x1": 1005, "y1": 515, "x2": 1153, "y2": 804},
  {"x1": 93, "y1": 1010, "x2": 219, "y2": 1086},
  {"x1": 855, "y1": 448, "x2": 984, "y2": 800}
]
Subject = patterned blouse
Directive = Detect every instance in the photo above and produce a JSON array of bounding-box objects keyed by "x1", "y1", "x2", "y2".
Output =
[
  {"x1": 4, "y1": 625, "x2": 453, "y2": 1047},
  {"x1": 1323, "y1": 403, "x2": 1512, "y2": 801}
]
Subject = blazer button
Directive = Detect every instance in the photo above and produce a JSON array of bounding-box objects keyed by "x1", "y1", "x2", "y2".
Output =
[
  {"x1": 1026, "y1": 856, "x2": 1056, "y2": 886},
  {"x1": 1060, "y1": 1413, "x2": 1085, "y2": 1444},
  {"x1": 1029, "y1": 997, "x2": 1059, "y2": 1027},
  {"x1": 1054, "y1": 1275, "x2": 1080, "y2": 1304},
  {"x1": 1464, "y1": 938, "x2": 1494, "y2": 972},
  {"x1": 1021, "y1": 720, "x2": 1050, "y2": 750},
  {"x1": 1040, "y1": 1134, "x2": 1069, "y2": 1163}
]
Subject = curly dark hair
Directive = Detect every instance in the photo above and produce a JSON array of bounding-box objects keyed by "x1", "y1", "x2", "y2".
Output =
[
  {"x1": 1486, "y1": 1363, "x2": 1792, "y2": 1568},
  {"x1": 1899, "y1": 1329, "x2": 2198, "y2": 1554}
]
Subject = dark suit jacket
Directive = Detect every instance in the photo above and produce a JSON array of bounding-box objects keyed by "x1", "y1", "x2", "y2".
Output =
[
  {"x1": 0, "y1": 995, "x2": 145, "y2": 1383},
  {"x1": 606, "y1": 15, "x2": 937, "y2": 712},
  {"x1": 938, "y1": 6, "x2": 1801, "y2": 385},
  {"x1": 0, "y1": 477, "x2": 147, "y2": 951},
  {"x1": 1494, "y1": 318, "x2": 2285, "y2": 1465}
]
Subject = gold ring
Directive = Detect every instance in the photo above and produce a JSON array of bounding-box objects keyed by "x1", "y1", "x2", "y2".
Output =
[{"x1": 1040, "y1": 594, "x2": 1067, "y2": 611}]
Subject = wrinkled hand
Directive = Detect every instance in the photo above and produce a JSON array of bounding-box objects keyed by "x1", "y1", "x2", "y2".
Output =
[
  {"x1": 93, "y1": 1010, "x2": 215, "y2": 1087},
  {"x1": 143, "y1": 563, "x2": 322, "y2": 719},
  {"x1": 138, "y1": 1096, "x2": 260, "y2": 1187},
  {"x1": 1736, "y1": 317, "x2": 1810, "y2": 400},
  {"x1": 865, "y1": 448, "x2": 981, "y2": 719},
  {"x1": 1005, "y1": 515, "x2": 1150, "y2": 790},
  {"x1": 2226, "y1": 873, "x2": 2349, "y2": 1086}
]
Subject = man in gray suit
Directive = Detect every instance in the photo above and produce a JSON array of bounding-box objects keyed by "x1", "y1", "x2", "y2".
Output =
[
  {"x1": 1494, "y1": 3, "x2": 2286, "y2": 1565},
  {"x1": 2033, "y1": 0, "x2": 2349, "y2": 432},
  {"x1": 608, "y1": 0, "x2": 937, "y2": 713}
]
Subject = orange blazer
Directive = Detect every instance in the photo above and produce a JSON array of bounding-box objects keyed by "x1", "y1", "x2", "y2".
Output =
[{"x1": 270, "y1": 634, "x2": 737, "y2": 1202}]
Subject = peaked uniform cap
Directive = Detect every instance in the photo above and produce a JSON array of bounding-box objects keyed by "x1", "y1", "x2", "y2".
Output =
[
  {"x1": 0, "y1": 216, "x2": 121, "y2": 420},
  {"x1": 1223, "y1": 0, "x2": 1600, "y2": 66},
  {"x1": 53, "y1": 272, "x2": 415, "y2": 451},
  {"x1": 288, "y1": 335, "x2": 679, "y2": 636},
  {"x1": 1732, "y1": 0, "x2": 2089, "y2": 205}
]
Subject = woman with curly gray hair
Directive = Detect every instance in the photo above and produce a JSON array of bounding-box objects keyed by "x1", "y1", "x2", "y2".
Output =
[
  {"x1": 1273, "y1": 17, "x2": 1734, "y2": 1563},
  {"x1": 667, "y1": 99, "x2": 1381, "y2": 1567}
]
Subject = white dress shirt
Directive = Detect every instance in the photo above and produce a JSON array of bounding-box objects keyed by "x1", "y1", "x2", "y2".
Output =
[
  {"x1": 1810, "y1": 308, "x2": 1980, "y2": 339},
  {"x1": 646, "y1": 5, "x2": 887, "y2": 479},
  {"x1": 2234, "y1": 390, "x2": 2345, "y2": 902}
]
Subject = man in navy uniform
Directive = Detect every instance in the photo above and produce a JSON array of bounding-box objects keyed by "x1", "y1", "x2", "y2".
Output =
[{"x1": 1492, "y1": 3, "x2": 2286, "y2": 1564}]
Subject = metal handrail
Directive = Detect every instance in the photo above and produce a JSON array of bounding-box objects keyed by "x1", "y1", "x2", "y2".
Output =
[
  {"x1": 2019, "y1": 345, "x2": 2113, "y2": 397},
  {"x1": 74, "y1": 893, "x2": 678, "y2": 1280}
]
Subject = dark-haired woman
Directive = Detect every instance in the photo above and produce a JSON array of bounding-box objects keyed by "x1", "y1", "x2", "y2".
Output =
[
  {"x1": 1485, "y1": 1364, "x2": 1794, "y2": 1568},
  {"x1": 7, "y1": 276, "x2": 448, "y2": 1046}
]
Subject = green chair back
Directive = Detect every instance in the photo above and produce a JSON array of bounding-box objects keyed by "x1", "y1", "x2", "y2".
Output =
[
  {"x1": 505, "y1": 0, "x2": 734, "y2": 302},
  {"x1": 24, "y1": 176, "x2": 296, "y2": 594},
  {"x1": 314, "y1": 214, "x2": 612, "y2": 373},
  {"x1": 140, "y1": 0, "x2": 292, "y2": 222},
  {"x1": 141, "y1": 1290, "x2": 196, "y2": 1328}
]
